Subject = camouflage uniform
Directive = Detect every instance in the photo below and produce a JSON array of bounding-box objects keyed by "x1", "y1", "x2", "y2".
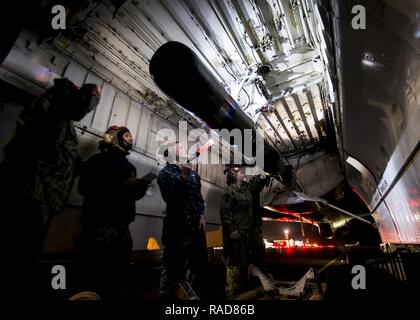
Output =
[
  {"x1": 157, "y1": 163, "x2": 206, "y2": 299},
  {"x1": 220, "y1": 184, "x2": 253, "y2": 297},
  {"x1": 0, "y1": 79, "x2": 98, "y2": 295}
]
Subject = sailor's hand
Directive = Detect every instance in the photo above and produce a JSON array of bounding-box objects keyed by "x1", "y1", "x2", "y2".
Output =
[
  {"x1": 181, "y1": 163, "x2": 193, "y2": 180},
  {"x1": 230, "y1": 230, "x2": 240, "y2": 240}
]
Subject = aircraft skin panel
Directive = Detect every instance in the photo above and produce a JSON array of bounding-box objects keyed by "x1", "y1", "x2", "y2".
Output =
[
  {"x1": 381, "y1": 152, "x2": 420, "y2": 244},
  {"x1": 372, "y1": 202, "x2": 401, "y2": 244},
  {"x1": 371, "y1": 104, "x2": 420, "y2": 210},
  {"x1": 79, "y1": 72, "x2": 104, "y2": 128},
  {"x1": 332, "y1": 0, "x2": 419, "y2": 183},
  {"x1": 332, "y1": 0, "x2": 420, "y2": 243},
  {"x1": 90, "y1": 82, "x2": 117, "y2": 132},
  {"x1": 345, "y1": 156, "x2": 378, "y2": 210},
  {"x1": 136, "y1": 107, "x2": 151, "y2": 153},
  {"x1": 109, "y1": 92, "x2": 132, "y2": 127},
  {"x1": 295, "y1": 153, "x2": 343, "y2": 196},
  {"x1": 124, "y1": 101, "x2": 141, "y2": 146},
  {"x1": 62, "y1": 61, "x2": 88, "y2": 87},
  {"x1": 0, "y1": 48, "x2": 55, "y2": 96}
]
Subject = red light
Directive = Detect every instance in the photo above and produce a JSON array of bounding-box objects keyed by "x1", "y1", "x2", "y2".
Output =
[{"x1": 285, "y1": 247, "x2": 293, "y2": 253}]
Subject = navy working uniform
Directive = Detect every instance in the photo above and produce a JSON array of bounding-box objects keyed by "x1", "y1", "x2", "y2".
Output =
[{"x1": 158, "y1": 163, "x2": 206, "y2": 299}]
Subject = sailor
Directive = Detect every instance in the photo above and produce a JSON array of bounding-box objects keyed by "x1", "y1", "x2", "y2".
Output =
[
  {"x1": 157, "y1": 141, "x2": 206, "y2": 300},
  {"x1": 75, "y1": 126, "x2": 151, "y2": 300},
  {"x1": 0, "y1": 78, "x2": 100, "y2": 295},
  {"x1": 220, "y1": 165, "x2": 254, "y2": 297}
]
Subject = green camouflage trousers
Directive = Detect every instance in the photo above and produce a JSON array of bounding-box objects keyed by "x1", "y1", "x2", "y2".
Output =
[
  {"x1": 224, "y1": 231, "x2": 251, "y2": 298},
  {"x1": 226, "y1": 262, "x2": 250, "y2": 298}
]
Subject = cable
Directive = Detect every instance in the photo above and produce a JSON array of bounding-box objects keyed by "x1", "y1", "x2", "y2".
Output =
[
  {"x1": 254, "y1": 79, "x2": 262, "y2": 96},
  {"x1": 241, "y1": 31, "x2": 260, "y2": 66},
  {"x1": 224, "y1": 64, "x2": 237, "y2": 81},
  {"x1": 296, "y1": 153, "x2": 304, "y2": 170},
  {"x1": 241, "y1": 87, "x2": 251, "y2": 110}
]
